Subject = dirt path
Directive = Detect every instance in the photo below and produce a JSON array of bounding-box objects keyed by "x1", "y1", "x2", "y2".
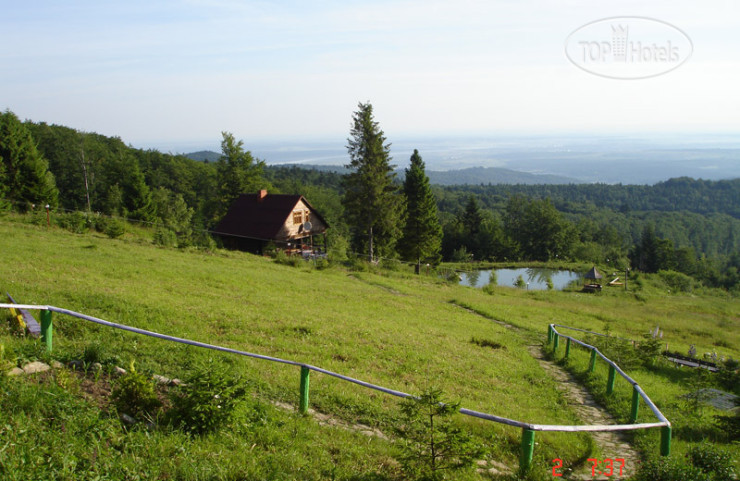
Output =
[{"x1": 527, "y1": 344, "x2": 641, "y2": 480}]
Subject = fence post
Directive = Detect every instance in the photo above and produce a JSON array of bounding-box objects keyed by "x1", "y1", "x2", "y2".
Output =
[
  {"x1": 606, "y1": 364, "x2": 616, "y2": 395},
  {"x1": 553, "y1": 333, "x2": 559, "y2": 351},
  {"x1": 519, "y1": 428, "x2": 535, "y2": 475},
  {"x1": 547, "y1": 325, "x2": 553, "y2": 344},
  {"x1": 299, "y1": 366, "x2": 310, "y2": 414},
  {"x1": 40, "y1": 310, "x2": 53, "y2": 352},
  {"x1": 660, "y1": 425, "x2": 672, "y2": 456},
  {"x1": 565, "y1": 337, "x2": 571, "y2": 359},
  {"x1": 629, "y1": 386, "x2": 640, "y2": 423},
  {"x1": 588, "y1": 349, "x2": 597, "y2": 373}
]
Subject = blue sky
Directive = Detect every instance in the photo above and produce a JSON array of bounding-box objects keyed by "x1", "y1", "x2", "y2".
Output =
[{"x1": 2, "y1": 0, "x2": 738, "y2": 152}]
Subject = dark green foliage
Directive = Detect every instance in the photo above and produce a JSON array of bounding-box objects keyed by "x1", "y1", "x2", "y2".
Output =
[
  {"x1": 342, "y1": 102, "x2": 404, "y2": 261},
  {"x1": 470, "y1": 337, "x2": 504, "y2": 350},
  {"x1": 112, "y1": 362, "x2": 161, "y2": 420},
  {"x1": 399, "y1": 150, "x2": 443, "y2": 268},
  {"x1": 395, "y1": 388, "x2": 484, "y2": 480},
  {"x1": 103, "y1": 218, "x2": 126, "y2": 239},
  {"x1": 504, "y1": 195, "x2": 572, "y2": 261},
  {"x1": 0, "y1": 110, "x2": 58, "y2": 208},
  {"x1": 636, "y1": 333, "x2": 663, "y2": 366},
  {"x1": 214, "y1": 131, "x2": 268, "y2": 221},
  {"x1": 167, "y1": 358, "x2": 247, "y2": 435},
  {"x1": 153, "y1": 227, "x2": 177, "y2": 247},
  {"x1": 636, "y1": 444, "x2": 736, "y2": 481},
  {"x1": 687, "y1": 444, "x2": 737, "y2": 480}
]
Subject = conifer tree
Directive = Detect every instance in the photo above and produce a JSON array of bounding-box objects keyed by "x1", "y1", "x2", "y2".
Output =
[
  {"x1": 399, "y1": 149, "x2": 442, "y2": 271},
  {"x1": 0, "y1": 110, "x2": 58, "y2": 208},
  {"x1": 342, "y1": 102, "x2": 404, "y2": 261},
  {"x1": 215, "y1": 131, "x2": 268, "y2": 220}
]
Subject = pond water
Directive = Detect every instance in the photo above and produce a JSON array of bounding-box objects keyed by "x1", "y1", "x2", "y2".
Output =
[{"x1": 459, "y1": 267, "x2": 582, "y2": 291}]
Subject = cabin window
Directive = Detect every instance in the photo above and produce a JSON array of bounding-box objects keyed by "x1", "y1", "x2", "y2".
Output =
[
  {"x1": 304, "y1": 211, "x2": 311, "y2": 223},
  {"x1": 293, "y1": 211, "x2": 303, "y2": 225}
]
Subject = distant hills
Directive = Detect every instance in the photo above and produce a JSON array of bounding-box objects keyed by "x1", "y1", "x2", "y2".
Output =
[
  {"x1": 185, "y1": 150, "x2": 220, "y2": 162},
  {"x1": 185, "y1": 152, "x2": 581, "y2": 185},
  {"x1": 425, "y1": 167, "x2": 581, "y2": 185}
]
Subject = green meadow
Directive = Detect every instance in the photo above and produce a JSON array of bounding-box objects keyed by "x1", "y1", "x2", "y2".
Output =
[{"x1": 1, "y1": 216, "x2": 738, "y2": 480}]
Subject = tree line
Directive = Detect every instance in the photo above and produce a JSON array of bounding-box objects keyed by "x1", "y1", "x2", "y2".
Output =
[{"x1": 2, "y1": 107, "x2": 739, "y2": 290}]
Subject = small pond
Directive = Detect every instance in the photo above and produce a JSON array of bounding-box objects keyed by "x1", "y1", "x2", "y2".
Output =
[{"x1": 459, "y1": 267, "x2": 582, "y2": 291}]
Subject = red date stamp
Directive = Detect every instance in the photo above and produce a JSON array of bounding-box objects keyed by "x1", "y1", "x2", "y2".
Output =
[{"x1": 552, "y1": 458, "x2": 626, "y2": 477}]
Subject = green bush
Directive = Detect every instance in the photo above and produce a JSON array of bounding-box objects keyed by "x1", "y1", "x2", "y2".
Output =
[
  {"x1": 102, "y1": 218, "x2": 126, "y2": 239},
  {"x1": 394, "y1": 388, "x2": 484, "y2": 481},
  {"x1": 167, "y1": 358, "x2": 247, "y2": 435},
  {"x1": 57, "y1": 211, "x2": 90, "y2": 234},
  {"x1": 688, "y1": 443, "x2": 736, "y2": 480},
  {"x1": 111, "y1": 362, "x2": 161, "y2": 420},
  {"x1": 659, "y1": 270, "x2": 696, "y2": 293},
  {"x1": 153, "y1": 227, "x2": 177, "y2": 247},
  {"x1": 635, "y1": 444, "x2": 736, "y2": 481}
]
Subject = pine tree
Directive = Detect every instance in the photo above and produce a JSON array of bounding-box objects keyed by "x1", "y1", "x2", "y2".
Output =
[
  {"x1": 399, "y1": 149, "x2": 442, "y2": 271},
  {"x1": 215, "y1": 132, "x2": 268, "y2": 220},
  {"x1": 342, "y1": 102, "x2": 404, "y2": 261},
  {"x1": 0, "y1": 110, "x2": 58, "y2": 208}
]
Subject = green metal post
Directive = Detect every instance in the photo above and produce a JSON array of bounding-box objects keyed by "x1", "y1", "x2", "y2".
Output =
[
  {"x1": 565, "y1": 337, "x2": 571, "y2": 358},
  {"x1": 606, "y1": 364, "x2": 616, "y2": 395},
  {"x1": 660, "y1": 425, "x2": 672, "y2": 456},
  {"x1": 40, "y1": 310, "x2": 52, "y2": 352},
  {"x1": 553, "y1": 333, "x2": 559, "y2": 351},
  {"x1": 547, "y1": 325, "x2": 553, "y2": 344},
  {"x1": 299, "y1": 366, "x2": 310, "y2": 414},
  {"x1": 588, "y1": 349, "x2": 597, "y2": 373},
  {"x1": 519, "y1": 428, "x2": 535, "y2": 475},
  {"x1": 629, "y1": 386, "x2": 640, "y2": 423}
]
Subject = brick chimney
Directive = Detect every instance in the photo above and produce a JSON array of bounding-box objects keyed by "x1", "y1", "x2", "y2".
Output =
[{"x1": 258, "y1": 189, "x2": 268, "y2": 202}]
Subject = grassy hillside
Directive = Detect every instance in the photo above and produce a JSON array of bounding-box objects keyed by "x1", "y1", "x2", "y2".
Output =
[{"x1": 1, "y1": 216, "x2": 738, "y2": 480}]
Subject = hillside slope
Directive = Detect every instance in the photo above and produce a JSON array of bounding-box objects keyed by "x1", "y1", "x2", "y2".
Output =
[{"x1": 1, "y1": 218, "x2": 738, "y2": 479}]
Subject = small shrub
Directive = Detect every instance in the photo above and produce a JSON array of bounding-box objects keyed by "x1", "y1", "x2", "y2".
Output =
[
  {"x1": 481, "y1": 282, "x2": 495, "y2": 295},
  {"x1": 636, "y1": 456, "x2": 708, "y2": 481},
  {"x1": 659, "y1": 270, "x2": 695, "y2": 293},
  {"x1": 514, "y1": 275, "x2": 526, "y2": 288},
  {"x1": 470, "y1": 337, "x2": 505, "y2": 350},
  {"x1": 274, "y1": 250, "x2": 302, "y2": 267},
  {"x1": 380, "y1": 257, "x2": 401, "y2": 271},
  {"x1": 636, "y1": 333, "x2": 663, "y2": 367},
  {"x1": 111, "y1": 361, "x2": 161, "y2": 420},
  {"x1": 314, "y1": 257, "x2": 330, "y2": 270},
  {"x1": 687, "y1": 443, "x2": 736, "y2": 480},
  {"x1": 103, "y1": 218, "x2": 126, "y2": 239},
  {"x1": 546, "y1": 277, "x2": 554, "y2": 290},
  {"x1": 395, "y1": 388, "x2": 484, "y2": 481},
  {"x1": 82, "y1": 341, "x2": 105, "y2": 364},
  {"x1": 167, "y1": 358, "x2": 247, "y2": 435},
  {"x1": 348, "y1": 257, "x2": 370, "y2": 272},
  {"x1": 153, "y1": 227, "x2": 177, "y2": 247},
  {"x1": 191, "y1": 230, "x2": 216, "y2": 250},
  {"x1": 57, "y1": 211, "x2": 90, "y2": 234}
]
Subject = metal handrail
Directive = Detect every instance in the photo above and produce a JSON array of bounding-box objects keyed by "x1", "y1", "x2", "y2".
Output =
[{"x1": 1, "y1": 303, "x2": 672, "y2": 473}]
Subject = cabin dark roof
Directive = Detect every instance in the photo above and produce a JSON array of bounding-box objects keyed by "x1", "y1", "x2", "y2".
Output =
[{"x1": 213, "y1": 193, "x2": 328, "y2": 241}]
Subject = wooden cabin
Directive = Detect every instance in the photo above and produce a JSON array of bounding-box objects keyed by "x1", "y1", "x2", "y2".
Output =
[{"x1": 213, "y1": 190, "x2": 329, "y2": 255}]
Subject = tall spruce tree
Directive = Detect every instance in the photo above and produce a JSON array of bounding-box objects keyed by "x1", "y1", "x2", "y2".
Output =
[
  {"x1": 214, "y1": 131, "x2": 268, "y2": 220},
  {"x1": 342, "y1": 102, "x2": 403, "y2": 261},
  {"x1": 0, "y1": 110, "x2": 58, "y2": 208},
  {"x1": 399, "y1": 149, "x2": 442, "y2": 271}
]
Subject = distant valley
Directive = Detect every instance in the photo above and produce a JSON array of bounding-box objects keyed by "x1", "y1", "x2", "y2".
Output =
[{"x1": 184, "y1": 134, "x2": 740, "y2": 185}]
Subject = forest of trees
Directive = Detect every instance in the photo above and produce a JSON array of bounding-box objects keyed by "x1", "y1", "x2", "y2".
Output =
[{"x1": 2, "y1": 107, "x2": 740, "y2": 291}]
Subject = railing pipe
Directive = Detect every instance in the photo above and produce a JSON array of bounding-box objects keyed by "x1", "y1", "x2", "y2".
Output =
[{"x1": 0, "y1": 305, "x2": 672, "y2": 461}]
